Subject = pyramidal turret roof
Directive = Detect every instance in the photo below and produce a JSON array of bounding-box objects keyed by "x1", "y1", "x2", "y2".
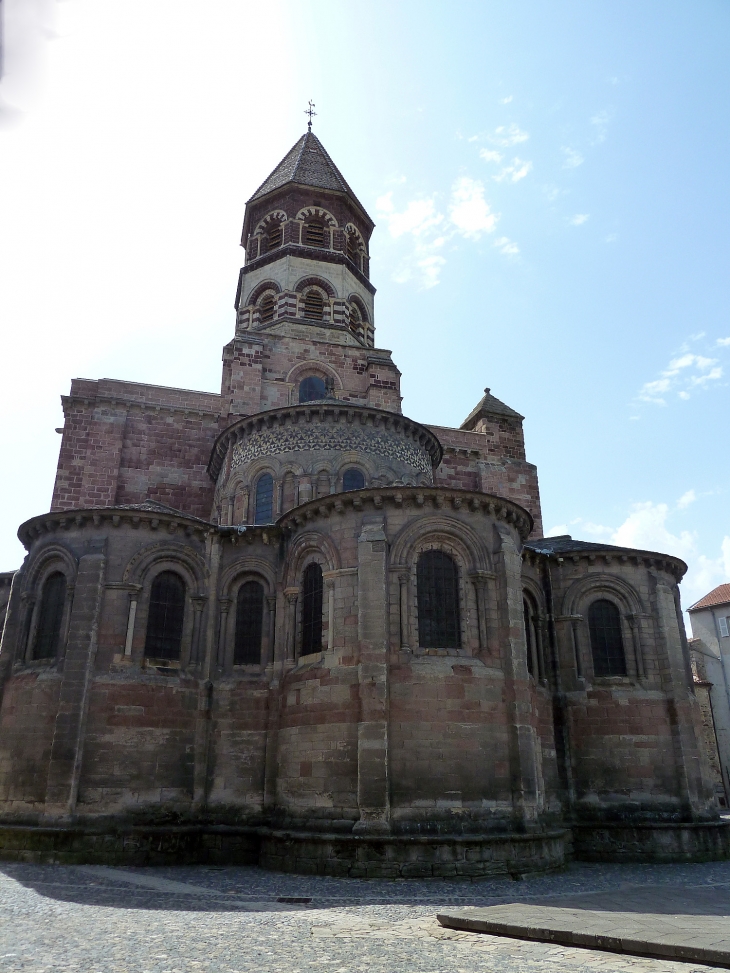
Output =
[
  {"x1": 460, "y1": 388, "x2": 524, "y2": 430},
  {"x1": 247, "y1": 131, "x2": 370, "y2": 218}
]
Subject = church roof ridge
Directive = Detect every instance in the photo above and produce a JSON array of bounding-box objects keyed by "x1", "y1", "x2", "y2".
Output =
[{"x1": 247, "y1": 131, "x2": 370, "y2": 219}]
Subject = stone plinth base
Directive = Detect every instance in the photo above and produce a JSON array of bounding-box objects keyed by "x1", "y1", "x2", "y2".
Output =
[
  {"x1": 258, "y1": 828, "x2": 567, "y2": 878},
  {"x1": 573, "y1": 820, "x2": 730, "y2": 863}
]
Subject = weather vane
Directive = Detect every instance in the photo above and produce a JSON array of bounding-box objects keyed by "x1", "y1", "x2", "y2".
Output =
[{"x1": 305, "y1": 100, "x2": 317, "y2": 131}]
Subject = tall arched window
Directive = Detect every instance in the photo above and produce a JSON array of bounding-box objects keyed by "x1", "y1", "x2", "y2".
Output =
[
  {"x1": 303, "y1": 290, "x2": 324, "y2": 320},
  {"x1": 417, "y1": 550, "x2": 461, "y2": 649},
  {"x1": 305, "y1": 220, "x2": 326, "y2": 247},
  {"x1": 145, "y1": 571, "x2": 185, "y2": 661},
  {"x1": 34, "y1": 572, "x2": 66, "y2": 660},
  {"x1": 347, "y1": 232, "x2": 360, "y2": 266},
  {"x1": 299, "y1": 375, "x2": 327, "y2": 403},
  {"x1": 254, "y1": 473, "x2": 274, "y2": 524},
  {"x1": 267, "y1": 223, "x2": 282, "y2": 250},
  {"x1": 588, "y1": 599, "x2": 627, "y2": 677},
  {"x1": 259, "y1": 293, "x2": 276, "y2": 323},
  {"x1": 348, "y1": 304, "x2": 363, "y2": 337},
  {"x1": 523, "y1": 597, "x2": 537, "y2": 677},
  {"x1": 234, "y1": 580, "x2": 264, "y2": 665},
  {"x1": 301, "y1": 562, "x2": 323, "y2": 656},
  {"x1": 342, "y1": 468, "x2": 365, "y2": 492}
]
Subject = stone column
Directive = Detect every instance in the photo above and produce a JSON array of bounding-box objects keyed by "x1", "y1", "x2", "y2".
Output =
[
  {"x1": 284, "y1": 589, "x2": 298, "y2": 663},
  {"x1": 193, "y1": 530, "x2": 222, "y2": 810},
  {"x1": 44, "y1": 542, "x2": 107, "y2": 819},
  {"x1": 325, "y1": 577, "x2": 335, "y2": 651},
  {"x1": 353, "y1": 514, "x2": 390, "y2": 834},
  {"x1": 469, "y1": 571, "x2": 490, "y2": 652},
  {"x1": 398, "y1": 572, "x2": 409, "y2": 650},
  {"x1": 189, "y1": 596, "x2": 207, "y2": 666},
  {"x1": 216, "y1": 598, "x2": 231, "y2": 669},
  {"x1": 495, "y1": 524, "x2": 544, "y2": 828},
  {"x1": 123, "y1": 586, "x2": 142, "y2": 657}
]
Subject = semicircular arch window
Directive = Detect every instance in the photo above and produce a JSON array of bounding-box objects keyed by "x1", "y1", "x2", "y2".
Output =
[
  {"x1": 342, "y1": 468, "x2": 365, "y2": 492},
  {"x1": 417, "y1": 550, "x2": 461, "y2": 649},
  {"x1": 588, "y1": 599, "x2": 627, "y2": 676},
  {"x1": 234, "y1": 580, "x2": 264, "y2": 665},
  {"x1": 34, "y1": 571, "x2": 66, "y2": 660},
  {"x1": 299, "y1": 375, "x2": 327, "y2": 403},
  {"x1": 254, "y1": 473, "x2": 274, "y2": 524},
  {"x1": 144, "y1": 571, "x2": 185, "y2": 661},
  {"x1": 301, "y1": 562, "x2": 323, "y2": 656}
]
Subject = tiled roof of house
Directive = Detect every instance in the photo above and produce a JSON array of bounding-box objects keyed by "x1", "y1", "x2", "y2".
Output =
[
  {"x1": 460, "y1": 388, "x2": 523, "y2": 430},
  {"x1": 688, "y1": 583, "x2": 730, "y2": 612},
  {"x1": 248, "y1": 131, "x2": 362, "y2": 206}
]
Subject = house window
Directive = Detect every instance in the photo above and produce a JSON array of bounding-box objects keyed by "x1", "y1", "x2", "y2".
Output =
[
  {"x1": 34, "y1": 572, "x2": 66, "y2": 660},
  {"x1": 342, "y1": 468, "x2": 365, "y2": 491},
  {"x1": 417, "y1": 550, "x2": 461, "y2": 649},
  {"x1": 303, "y1": 290, "x2": 324, "y2": 320},
  {"x1": 259, "y1": 293, "x2": 276, "y2": 323},
  {"x1": 234, "y1": 580, "x2": 264, "y2": 665},
  {"x1": 719, "y1": 616, "x2": 729, "y2": 638},
  {"x1": 254, "y1": 473, "x2": 274, "y2": 524},
  {"x1": 588, "y1": 599, "x2": 627, "y2": 676},
  {"x1": 299, "y1": 375, "x2": 327, "y2": 403},
  {"x1": 145, "y1": 571, "x2": 185, "y2": 661},
  {"x1": 301, "y1": 562, "x2": 323, "y2": 656},
  {"x1": 305, "y1": 221, "x2": 326, "y2": 247}
]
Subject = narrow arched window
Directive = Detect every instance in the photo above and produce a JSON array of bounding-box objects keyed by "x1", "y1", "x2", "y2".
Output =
[
  {"x1": 588, "y1": 599, "x2": 627, "y2": 677},
  {"x1": 342, "y1": 468, "x2": 365, "y2": 492},
  {"x1": 305, "y1": 220, "x2": 325, "y2": 247},
  {"x1": 34, "y1": 572, "x2": 66, "y2": 660},
  {"x1": 234, "y1": 580, "x2": 264, "y2": 665},
  {"x1": 299, "y1": 375, "x2": 327, "y2": 403},
  {"x1": 303, "y1": 290, "x2": 324, "y2": 320},
  {"x1": 417, "y1": 550, "x2": 461, "y2": 649},
  {"x1": 523, "y1": 599, "x2": 535, "y2": 676},
  {"x1": 347, "y1": 232, "x2": 360, "y2": 266},
  {"x1": 254, "y1": 473, "x2": 274, "y2": 524},
  {"x1": 301, "y1": 563, "x2": 323, "y2": 656},
  {"x1": 349, "y1": 304, "x2": 363, "y2": 337},
  {"x1": 145, "y1": 571, "x2": 185, "y2": 661},
  {"x1": 267, "y1": 223, "x2": 282, "y2": 250},
  {"x1": 260, "y1": 293, "x2": 276, "y2": 323}
]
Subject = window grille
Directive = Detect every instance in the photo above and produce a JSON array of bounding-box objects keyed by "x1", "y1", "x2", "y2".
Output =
[
  {"x1": 144, "y1": 571, "x2": 185, "y2": 661},
  {"x1": 260, "y1": 294, "x2": 275, "y2": 323},
  {"x1": 299, "y1": 375, "x2": 327, "y2": 403},
  {"x1": 267, "y1": 224, "x2": 282, "y2": 250},
  {"x1": 254, "y1": 473, "x2": 274, "y2": 524},
  {"x1": 588, "y1": 599, "x2": 627, "y2": 676},
  {"x1": 342, "y1": 468, "x2": 365, "y2": 491},
  {"x1": 303, "y1": 290, "x2": 324, "y2": 320},
  {"x1": 523, "y1": 599, "x2": 535, "y2": 676},
  {"x1": 35, "y1": 572, "x2": 66, "y2": 660},
  {"x1": 417, "y1": 550, "x2": 461, "y2": 649},
  {"x1": 234, "y1": 580, "x2": 264, "y2": 665},
  {"x1": 301, "y1": 563, "x2": 323, "y2": 656},
  {"x1": 305, "y1": 221, "x2": 326, "y2": 247}
]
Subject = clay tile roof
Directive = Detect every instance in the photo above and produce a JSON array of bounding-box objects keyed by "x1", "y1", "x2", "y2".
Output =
[
  {"x1": 460, "y1": 388, "x2": 523, "y2": 430},
  {"x1": 248, "y1": 131, "x2": 361, "y2": 206},
  {"x1": 688, "y1": 583, "x2": 730, "y2": 612}
]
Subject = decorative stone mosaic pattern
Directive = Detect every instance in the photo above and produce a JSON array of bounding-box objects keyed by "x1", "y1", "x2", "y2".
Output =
[{"x1": 232, "y1": 423, "x2": 433, "y2": 478}]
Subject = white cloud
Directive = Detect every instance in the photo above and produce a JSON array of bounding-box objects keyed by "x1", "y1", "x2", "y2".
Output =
[
  {"x1": 494, "y1": 236, "x2": 519, "y2": 256},
  {"x1": 570, "y1": 214, "x2": 589, "y2": 226},
  {"x1": 717, "y1": 337, "x2": 730, "y2": 347},
  {"x1": 637, "y1": 349, "x2": 724, "y2": 405},
  {"x1": 500, "y1": 95, "x2": 513, "y2": 104},
  {"x1": 488, "y1": 124, "x2": 529, "y2": 147},
  {"x1": 493, "y1": 158, "x2": 532, "y2": 183},
  {"x1": 448, "y1": 177, "x2": 498, "y2": 239},
  {"x1": 562, "y1": 147, "x2": 584, "y2": 168},
  {"x1": 605, "y1": 233, "x2": 618, "y2": 243},
  {"x1": 375, "y1": 192, "x2": 443, "y2": 238},
  {"x1": 590, "y1": 110, "x2": 610, "y2": 143},
  {"x1": 612, "y1": 502, "x2": 696, "y2": 560},
  {"x1": 677, "y1": 489, "x2": 696, "y2": 509},
  {"x1": 479, "y1": 149, "x2": 503, "y2": 164}
]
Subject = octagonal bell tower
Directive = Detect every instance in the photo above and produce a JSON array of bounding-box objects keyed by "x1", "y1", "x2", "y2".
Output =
[{"x1": 221, "y1": 130, "x2": 400, "y2": 420}]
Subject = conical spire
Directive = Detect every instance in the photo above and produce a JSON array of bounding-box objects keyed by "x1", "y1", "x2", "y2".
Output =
[{"x1": 247, "y1": 131, "x2": 363, "y2": 210}]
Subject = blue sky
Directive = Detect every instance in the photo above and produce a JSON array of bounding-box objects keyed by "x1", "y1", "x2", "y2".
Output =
[{"x1": 1, "y1": 0, "x2": 729, "y2": 617}]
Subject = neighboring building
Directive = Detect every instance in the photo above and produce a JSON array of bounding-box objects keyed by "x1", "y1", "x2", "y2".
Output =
[
  {"x1": 0, "y1": 130, "x2": 727, "y2": 874},
  {"x1": 688, "y1": 584, "x2": 730, "y2": 807}
]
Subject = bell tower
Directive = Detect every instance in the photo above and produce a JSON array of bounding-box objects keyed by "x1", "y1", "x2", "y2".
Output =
[{"x1": 221, "y1": 130, "x2": 401, "y2": 418}]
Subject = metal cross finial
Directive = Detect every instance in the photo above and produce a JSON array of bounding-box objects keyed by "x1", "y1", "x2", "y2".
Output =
[{"x1": 305, "y1": 100, "x2": 317, "y2": 131}]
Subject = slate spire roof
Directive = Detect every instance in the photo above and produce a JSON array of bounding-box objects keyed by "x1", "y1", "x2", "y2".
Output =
[
  {"x1": 460, "y1": 388, "x2": 524, "y2": 430},
  {"x1": 248, "y1": 131, "x2": 367, "y2": 214}
]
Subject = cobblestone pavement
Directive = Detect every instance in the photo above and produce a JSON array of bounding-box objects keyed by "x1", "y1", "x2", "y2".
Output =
[{"x1": 1, "y1": 859, "x2": 730, "y2": 973}]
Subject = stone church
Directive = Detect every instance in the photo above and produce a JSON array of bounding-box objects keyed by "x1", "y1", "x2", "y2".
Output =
[{"x1": 0, "y1": 129, "x2": 727, "y2": 874}]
